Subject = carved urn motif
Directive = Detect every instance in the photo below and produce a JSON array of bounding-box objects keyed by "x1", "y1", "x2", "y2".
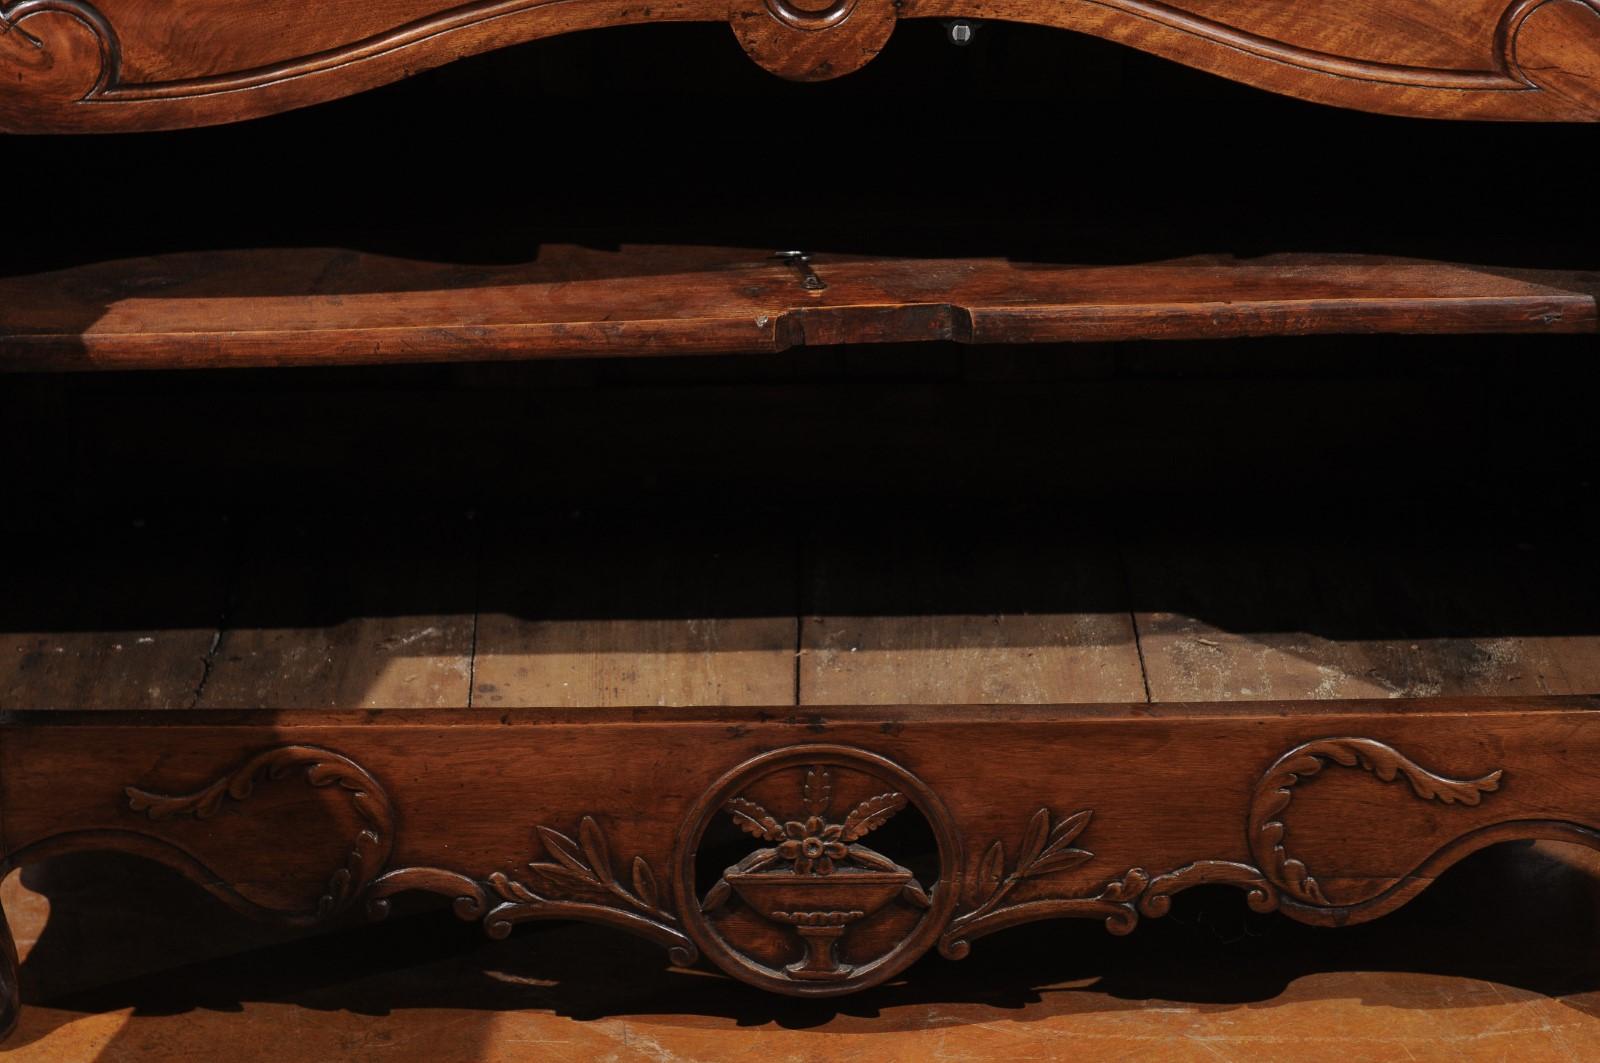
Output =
[
  {"x1": 708, "y1": 766, "x2": 920, "y2": 980},
  {"x1": 675, "y1": 744, "x2": 961, "y2": 994}
]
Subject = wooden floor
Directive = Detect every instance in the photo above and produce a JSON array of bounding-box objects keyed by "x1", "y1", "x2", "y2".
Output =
[{"x1": 3, "y1": 347, "x2": 1599, "y2": 1058}]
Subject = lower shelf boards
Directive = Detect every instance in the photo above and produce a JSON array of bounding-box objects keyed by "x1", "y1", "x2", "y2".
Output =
[{"x1": 1, "y1": 245, "x2": 1594, "y2": 370}]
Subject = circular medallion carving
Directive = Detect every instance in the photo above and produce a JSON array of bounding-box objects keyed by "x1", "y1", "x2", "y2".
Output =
[
  {"x1": 729, "y1": 0, "x2": 895, "y2": 81},
  {"x1": 674, "y1": 744, "x2": 960, "y2": 994}
]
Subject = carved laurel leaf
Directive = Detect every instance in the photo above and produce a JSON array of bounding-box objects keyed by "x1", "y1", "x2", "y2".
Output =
[
  {"x1": 1044, "y1": 809, "x2": 1093, "y2": 856},
  {"x1": 1023, "y1": 847, "x2": 1095, "y2": 879},
  {"x1": 840, "y1": 792, "x2": 907, "y2": 841},
  {"x1": 527, "y1": 861, "x2": 605, "y2": 894},
  {"x1": 489, "y1": 871, "x2": 542, "y2": 904},
  {"x1": 977, "y1": 840, "x2": 1005, "y2": 904},
  {"x1": 726, "y1": 797, "x2": 784, "y2": 840},
  {"x1": 578, "y1": 816, "x2": 614, "y2": 885},
  {"x1": 536, "y1": 826, "x2": 597, "y2": 882},
  {"x1": 632, "y1": 857, "x2": 659, "y2": 909},
  {"x1": 804, "y1": 766, "x2": 833, "y2": 816},
  {"x1": 702, "y1": 878, "x2": 733, "y2": 912},
  {"x1": 1018, "y1": 808, "x2": 1050, "y2": 870}
]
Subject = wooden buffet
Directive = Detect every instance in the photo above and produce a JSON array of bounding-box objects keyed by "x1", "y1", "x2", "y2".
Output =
[{"x1": 1, "y1": 0, "x2": 1598, "y2": 1041}]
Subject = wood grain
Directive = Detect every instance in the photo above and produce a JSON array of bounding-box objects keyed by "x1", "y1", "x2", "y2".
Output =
[
  {"x1": 470, "y1": 516, "x2": 798, "y2": 708},
  {"x1": 1, "y1": 248, "x2": 1593, "y2": 372},
  {"x1": 3, "y1": 0, "x2": 1599, "y2": 130},
  {"x1": 1131, "y1": 537, "x2": 1600, "y2": 702},
  {"x1": 0, "y1": 518, "x2": 226, "y2": 710},
  {"x1": 195, "y1": 516, "x2": 475, "y2": 710},
  {"x1": 800, "y1": 520, "x2": 1146, "y2": 705}
]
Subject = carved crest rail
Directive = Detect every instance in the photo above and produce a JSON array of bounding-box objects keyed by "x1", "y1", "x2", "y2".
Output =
[{"x1": 3, "y1": 0, "x2": 1598, "y2": 130}]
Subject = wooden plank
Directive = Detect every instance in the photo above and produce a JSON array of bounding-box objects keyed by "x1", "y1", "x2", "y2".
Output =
[
  {"x1": 195, "y1": 515, "x2": 475, "y2": 710},
  {"x1": 0, "y1": 517, "x2": 227, "y2": 710},
  {"x1": 801, "y1": 517, "x2": 1146, "y2": 704},
  {"x1": 470, "y1": 515, "x2": 797, "y2": 707},
  {"x1": 1, "y1": 248, "x2": 1592, "y2": 371},
  {"x1": 1132, "y1": 535, "x2": 1600, "y2": 702}
]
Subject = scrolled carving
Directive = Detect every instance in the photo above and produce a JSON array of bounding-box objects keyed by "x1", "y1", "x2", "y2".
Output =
[
  {"x1": 1249, "y1": 737, "x2": 1503, "y2": 906},
  {"x1": 366, "y1": 867, "x2": 490, "y2": 922},
  {"x1": 125, "y1": 744, "x2": 395, "y2": 920},
  {"x1": 1502, "y1": 0, "x2": 1600, "y2": 118},
  {"x1": 0, "y1": 0, "x2": 117, "y2": 108},
  {"x1": 941, "y1": 736, "x2": 1511, "y2": 961},
  {"x1": 1140, "y1": 860, "x2": 1279, "y2": 918}
]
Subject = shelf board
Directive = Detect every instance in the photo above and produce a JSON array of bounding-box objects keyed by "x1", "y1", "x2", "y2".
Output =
[{"x1": 1, "y1": 245, "x2": 1594, "y2": 371}]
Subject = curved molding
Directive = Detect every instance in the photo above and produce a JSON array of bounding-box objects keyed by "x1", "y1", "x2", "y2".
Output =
[
  {"x1": 0, "y1": 828, "x2": 381, "y2": 927},
  {"x1": 1271, "y1": 818, "x2": 1600, "y2": 926},
  {"x1": 1140, "y1": 860, "x2": 1278, "y2": 917},
  {"x1": 3, "y1": 0, "x2": 1599, "y2": 130},
  {"x1": 0, "y1": 900, "x2": 16, "y2": 1042},
  {"x1": 124, "y1": 744, "x2": 395, "y2": 920},
  {"x1": 1248, "y1": 737, "x2": 1503, "y2": 908},
  {"x1": 367, "y1": 867, "x2": 491, "y2": 921}
]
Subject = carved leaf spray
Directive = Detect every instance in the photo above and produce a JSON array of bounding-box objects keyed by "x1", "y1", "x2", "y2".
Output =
[{"x1": 104, "y1": 736, "x2": 1510, "y2": 993}]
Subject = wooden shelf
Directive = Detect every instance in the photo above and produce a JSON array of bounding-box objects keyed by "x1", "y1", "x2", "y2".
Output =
[{"x1": 1, "y1": 245, "x2": 1594, "y2": 371}]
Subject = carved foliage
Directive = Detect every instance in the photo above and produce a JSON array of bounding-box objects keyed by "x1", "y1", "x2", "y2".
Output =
[
  {"x1": 940, "y1": 808, "x2": 1147, "y2": 958},
  {"x1": 1248, "y1": 737, "x2": 1502, "y2": 906},
  {"x1": 124, "y1": 744, "x2": 394, "y2": 920},
  {"x1": 105, "y1": 735, "x2": 1510, "y2": 993},
  {"x1": 371, "y1": 817, "x2": 696, "y2": 965},
  {"x1": 940, "y1": 737, "x2": 1507, "y2": 961}
]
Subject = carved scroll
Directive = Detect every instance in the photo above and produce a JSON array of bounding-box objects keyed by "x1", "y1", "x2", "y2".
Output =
[
  {"x1": 0, "y1": 727, "x2": 1583, "y2": 1025},
  {"x1": 124, "y1": 744, "x2": 395, "y2": 921},
  {"x1": 75, "y1": 736, "x2": 1542, "y2": 984}
]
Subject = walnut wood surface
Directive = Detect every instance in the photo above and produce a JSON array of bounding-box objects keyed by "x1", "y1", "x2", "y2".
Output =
[
  {"x1": 5, "y1": 697, "x2": 1600, "y2": 1028},
  {"x1": 1, "y1": 246, "x2": 1593, "y2": 371},
  {"x1": 2, "y1": 0, "x2": 1599, "y2": 130}
]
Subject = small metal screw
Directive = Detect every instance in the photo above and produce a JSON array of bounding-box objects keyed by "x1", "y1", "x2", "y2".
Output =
[{"x1": 947, "y1": 20, "x2": 975, "y2": 45}]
